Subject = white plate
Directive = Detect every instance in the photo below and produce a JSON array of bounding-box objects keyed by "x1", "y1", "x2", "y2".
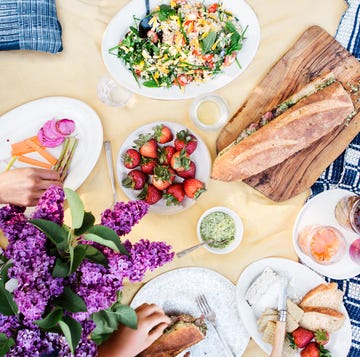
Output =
[
  {"x1": 131, "y1": 267, "x2": 250, "y2": 356},
  {"x1": 236, "y1": 257, "x2": 352, "y2": 357},
  {"x1": 0, "y1": 97, "x2": 103, "y2": 190},
  {"x1": 101, "y1": 0, "x2": 260, "y2": 100},
  {"x1": 197, "y1": 206, "x2": 244, "y2": 254},
  {"x1": 117, "y1": 121, "x2": 211, "y2": 214},
  {"x1": 292, "y1": 189, "x2": 360, "y2": 279}
]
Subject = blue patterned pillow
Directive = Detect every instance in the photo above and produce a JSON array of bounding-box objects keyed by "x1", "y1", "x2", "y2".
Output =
[{"x1": 0, "y1": 0, "x2": 62, "y2": 54}]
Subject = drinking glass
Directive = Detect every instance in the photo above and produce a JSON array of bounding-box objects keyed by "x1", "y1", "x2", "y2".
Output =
[{"x1": 97, "y1": 74, "x2": 133, "y2": 107}]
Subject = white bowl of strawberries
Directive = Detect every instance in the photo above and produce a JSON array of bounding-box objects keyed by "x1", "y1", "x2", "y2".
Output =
[{"x1": 117, "y1": 122, "x2": 211, "y2": 214}]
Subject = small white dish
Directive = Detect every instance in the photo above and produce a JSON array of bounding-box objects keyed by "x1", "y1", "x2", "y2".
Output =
[
  {"x1": 292, "y1": 188, "x2": 360, "y2": 279},
  {"x1": 190, "y1": 94, "x2": 229, "y2": 131},
  {"x1": 197, "y1": 206, "x2": 243, "y2": 254}
]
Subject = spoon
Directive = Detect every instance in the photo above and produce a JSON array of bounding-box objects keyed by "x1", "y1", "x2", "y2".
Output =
[
  {"x1": 176, "y1": 239, "x2": 215, "y2": 258},
  {"x1": 138, "y1": 0, "x2": 152, "y2": 38}
]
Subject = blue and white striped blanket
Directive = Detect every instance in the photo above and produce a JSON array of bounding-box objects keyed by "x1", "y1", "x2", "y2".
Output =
[{"x1": 310, "y1": 1, "x2": 360, "y2": 355}]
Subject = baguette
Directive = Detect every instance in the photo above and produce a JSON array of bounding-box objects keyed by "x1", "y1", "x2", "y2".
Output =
[
  {"x1": 299, "y1": 282, "x2": 343, "y2": 310},
  {"x1": 138, "y1": 315, "x2": 206, "y2": 357},
  {"x1": 299, "y1": 306, "x2": 345, "y2": 333},
  {"x1": 211, "y1": 78, "x2": 354, "y2": 181}
]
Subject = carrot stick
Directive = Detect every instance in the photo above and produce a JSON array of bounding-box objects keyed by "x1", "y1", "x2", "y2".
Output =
[
  {"x1": 17, "y1": 155, "x2": 53, "y2": 169},
  {"x1": 25, "y1": 138, "x2": 58, "y2": 165},
  {"x1": 11, "y1": 136, "x2": 42, "y2": 156}
]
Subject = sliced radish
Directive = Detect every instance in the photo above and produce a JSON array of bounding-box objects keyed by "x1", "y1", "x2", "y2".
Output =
[
  {"x1": 38, "y1": 127, "x2": 64, "y2": 148},
  {"x1": 56, "y1": 119, "x2": 75, "y2": 136}
]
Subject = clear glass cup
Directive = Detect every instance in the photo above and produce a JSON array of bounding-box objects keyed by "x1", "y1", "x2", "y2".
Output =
[
  {"x1": 97, "y1": 75, "x2": 133, "y2": 107},
  {"x1": 334, "y1": 195, "x2": 360, "y2": 234}
]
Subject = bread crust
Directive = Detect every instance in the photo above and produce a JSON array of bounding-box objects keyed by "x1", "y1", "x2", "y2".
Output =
[
  {"x1": 299, "y1": 282, "x2": 343, "y2": 310},
  {"x1": 138, "y1": 322, "x2": 205, "y2": 357},
  {"x1": 211, "y1": 81, "x2": 354, "y2": 181}
]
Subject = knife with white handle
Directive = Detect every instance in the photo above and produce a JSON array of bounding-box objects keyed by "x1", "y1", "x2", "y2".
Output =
[{"x1": 270, "y1": 276, "x2": 288, "y2": 357}]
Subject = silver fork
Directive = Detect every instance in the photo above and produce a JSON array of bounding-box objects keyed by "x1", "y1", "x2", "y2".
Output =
[{"x1": 196, "y1": 294, "x2": 235, "y2": 357}]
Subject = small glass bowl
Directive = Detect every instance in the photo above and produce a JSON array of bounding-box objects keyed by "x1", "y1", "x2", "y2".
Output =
[
  {"x1": 190, "y1": 94, "x2": 229, "y2": 131},
  {"x1": 297, "y1": 225, "x2": 346, "y2": 265},
  {"x1": 197, "y1": 206, "x2": 243, "y2": 255}
]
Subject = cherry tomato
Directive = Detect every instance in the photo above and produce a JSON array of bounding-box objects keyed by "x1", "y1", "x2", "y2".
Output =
[{"x1": 208, "y1": 3, "x2": 218, "y2": 13}]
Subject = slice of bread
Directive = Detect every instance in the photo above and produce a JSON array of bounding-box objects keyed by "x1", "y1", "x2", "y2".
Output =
[
  {"x1": 287, "y1": 299, "x2": 304, "y2": 322},
  {"x1": 299, "y1": 283, "x2": 343, "y2": 310},
  {"x1": 257, "y1": 312, "x2": 277, "y2": 332},
  {"x1": 286, "y1": 314, "x2": 299, "y2": 333},
  {"x1": 299, "y1": 307, "x2": 345, "y2": 333},
  {"x1": 262, "y1": 320, "x2": 276, "y2": 344}
]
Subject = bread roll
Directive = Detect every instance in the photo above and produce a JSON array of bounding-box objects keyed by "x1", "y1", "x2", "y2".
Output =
[{"x1": 212, "y1": 81, "x2": 354, "y2": 181}]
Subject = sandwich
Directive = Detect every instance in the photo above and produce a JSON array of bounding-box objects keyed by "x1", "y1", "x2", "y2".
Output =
[
  {"x1": 211, "y1": 73, "x2": 355, "y2": 181},
  {"x1": 138, "y1": 314, "x2": 207, "y2": 357}
]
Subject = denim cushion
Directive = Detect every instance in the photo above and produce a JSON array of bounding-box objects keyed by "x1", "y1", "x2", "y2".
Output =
[{"x1": 0, "y1": 0, "x2": 62, "y2": 54}]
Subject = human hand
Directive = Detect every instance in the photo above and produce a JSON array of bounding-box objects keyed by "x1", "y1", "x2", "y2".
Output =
[
  {"x1": 98, "y1": 303, "x2": 171, "y2": 357},
  {"x1": 0, "y1": 168, "x2": 62, "y2": 206}
]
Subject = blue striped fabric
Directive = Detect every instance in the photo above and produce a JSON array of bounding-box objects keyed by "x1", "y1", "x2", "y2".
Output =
[
  {"x1": 310, "y1": 1, "x2": 360, "y2": 356},
  {"x1": 0, "y1": 0, "x2": 62, "y2": 53}
]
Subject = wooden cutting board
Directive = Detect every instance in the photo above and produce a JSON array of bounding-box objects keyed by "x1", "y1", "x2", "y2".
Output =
[{"x1": 216, "y1": 25, "x2": 360, "y2": 201}]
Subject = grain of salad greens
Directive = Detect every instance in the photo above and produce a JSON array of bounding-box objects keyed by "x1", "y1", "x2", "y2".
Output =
[{"x1": 109, "y1": 0, "x2": 248, "y2": 88}]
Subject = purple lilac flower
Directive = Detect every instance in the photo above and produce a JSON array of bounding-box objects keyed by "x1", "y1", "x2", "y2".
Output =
[
  {"x1": 7, "y1": 327, "x2": 43, "y2": 357},
  {"x1": 101, "y1": 200, "x2": 149, "y2": 236},
  {"x1": 0, "y1": 314, "x2": 19, "y2": 338},
  {"x1": 31, "y1": 185, "x2": 65, "y2": 224}
]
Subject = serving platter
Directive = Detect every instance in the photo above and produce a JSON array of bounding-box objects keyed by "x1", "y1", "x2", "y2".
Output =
[
  {"x1": 101, "y1": 0, "x2": 260, "y2": 100},
  {"x1": 216, "y1": 25, "x2": 360, "y2": 201},
  {"x1": 0, "y1": 97, "x2": 103, "y2": 191},
  {"x1": 117, "y1": 121, "x2": 211, "y2": 214},
  {"x1": 236, "y1": 257, "x2": 352, "y2": 357},
  {"x1": 292, "y1": 188, "x2": 360, "y2": 279},
  {"x1": 131, "y1": 267, "x2": 250, "y2": 356}
]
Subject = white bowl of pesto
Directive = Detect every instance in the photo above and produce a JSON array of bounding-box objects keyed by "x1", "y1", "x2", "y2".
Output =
[{"x1": 197, "y1": 206, "x2": 244, "y2": 254}]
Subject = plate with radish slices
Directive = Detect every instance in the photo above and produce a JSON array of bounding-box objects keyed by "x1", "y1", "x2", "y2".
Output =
[
  {"x1": 117, "y1": 122, "x2": 211, "y2": 214},
  {"x1": 0, "y1": 96, "x2": 103, "y2": 190}
]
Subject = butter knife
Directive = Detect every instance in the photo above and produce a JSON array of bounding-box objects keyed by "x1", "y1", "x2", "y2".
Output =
[{"x1": 270, "y1": 276, "x2": 288, "y2": 357}]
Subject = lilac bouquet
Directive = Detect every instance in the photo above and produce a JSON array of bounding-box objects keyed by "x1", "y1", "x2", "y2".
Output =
[{"x1": 0, "y1": 186, "x2": 174, "y2": 356}]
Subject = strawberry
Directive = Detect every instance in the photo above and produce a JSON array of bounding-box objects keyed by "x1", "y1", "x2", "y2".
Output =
[
  {"x1": 170, "y1": 149, "x2": 191, "y2": 172},
  {"x1": 300, "y1": 342, "x2": 331, "y2": 357},
  {"x1": 134, "y1": 133, "x2": 158, "y2": 158},
  {"x1": 140, "y1": 157, "x2": 157, "y2": 174},
  {"x1": 314, "y1": 329, "x2": 329, "y2": 346},
  {"x1": 152, "y1": 165, "x2": 176, "y2": 191},
  {"x1": 123, "y1": 148, "x2": 141, "y2": 169},
  {"x1": 183, "y1": 178, "x2": 206, "y2": 199},
  {"x1": 138, "y1": 184, "x2": 162, "y2": 205},
  {"x1": 177, "y1": 160, "x2": 196, "y2": 179},
  {"x1": 153, "y1": 124, "x2": 173, "y2": 144},
  {"x1": 158, "y1": 145, "x2": 176, "y2": 165},
  {"x1": 139, "y1": 138, "x2": 158, "y2": 158},
  {"x1": 174, "y1": 129, "x2": 198, "y2": 154},
  {"x1": 164, "y1": 183, "x2": 185, "y2": 205},
  {"x1": 122, "y1": 170, "x2": 147, "y2": 190},
  {"x1": 292, "y1": 327, "x2": 314, "y2": 349}
]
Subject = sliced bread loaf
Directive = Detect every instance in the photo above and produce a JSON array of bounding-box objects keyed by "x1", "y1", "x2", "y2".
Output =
[
  {"x1": 299, "y1": 307, "x2": 345, "y2": 333},
  {"x1": 299, "y1": 283, "x2": 343, "y2": 310}
]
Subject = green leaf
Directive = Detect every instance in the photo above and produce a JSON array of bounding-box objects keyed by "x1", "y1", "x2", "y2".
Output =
[
  {"x1": 91, "y1": 310, "x2": 120, "y2": 345},
  {"x1": 58, "y1": 315, "x2": 82, "y2": 354},
  {"x1": 200, "y1": 31, "x2": 216, "y2": 53},
  {"x1": 64, "y1": 188, "x2": 84, "y2": 229},
  {"x1": 0, "y1": 285, "x2": 18, "y2": 315},
  {"x1": 74, "y1": 211, "x2": 96, "y2": 236},
  {"x1": 53, "y1": 258, "x2": 70, "y2": 278},
  {"x1": 34, "y1": 307, "x2": 64, "y2": 329},
  {"x1": 85, "y1": 226, "x2": 128, "y2": 255},
  {"x1": 69, "y1": 245, "x2": 87, "y2": 274},
  {"x1": 55, "y1": 287, "x2": 87, "y2": 313},
  {"x1": 0, "y1": 333, "x2": 14, "y2": 356},
  {"x1": 30, "y1": 219, "x2": 68, "y2": 250},
  {"x1": 113, "y1": 304, "x2": 137, "y2": 329},
  {"x1": 81, "y1": 244, "x2": 108, "y2": 266},
  {"x1": 143, "y1": 79, "x2": 160, "y2": 88},
  {"x1": 0, "y1": 261, "x2": 12, "y2": 287}
]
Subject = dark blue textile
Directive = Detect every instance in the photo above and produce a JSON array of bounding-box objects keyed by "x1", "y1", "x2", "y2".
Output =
[
  {"x1": 0, "y1": 0, "x2": 62, "y2": 54},
  {"x1": 310, "y1": 1, "x2": 360, "y2": 356}
]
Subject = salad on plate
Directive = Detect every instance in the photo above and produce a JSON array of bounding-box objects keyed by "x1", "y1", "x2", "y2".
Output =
[{"x1": 109, "y1": 0, "x2": 247, "y2": 89}]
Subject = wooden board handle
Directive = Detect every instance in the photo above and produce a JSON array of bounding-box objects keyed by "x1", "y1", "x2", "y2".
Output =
[{"x1": 270, "y1": 320, "x2": 286, "y2": 357}]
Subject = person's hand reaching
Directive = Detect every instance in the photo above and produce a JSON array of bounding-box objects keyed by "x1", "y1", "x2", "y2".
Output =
[
  {"x1": 98, "y1": 303, "x2": 171, "y2": 357},
  {"x1": 0, "y1": 168, "x2": 62, "y2": 206}
]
